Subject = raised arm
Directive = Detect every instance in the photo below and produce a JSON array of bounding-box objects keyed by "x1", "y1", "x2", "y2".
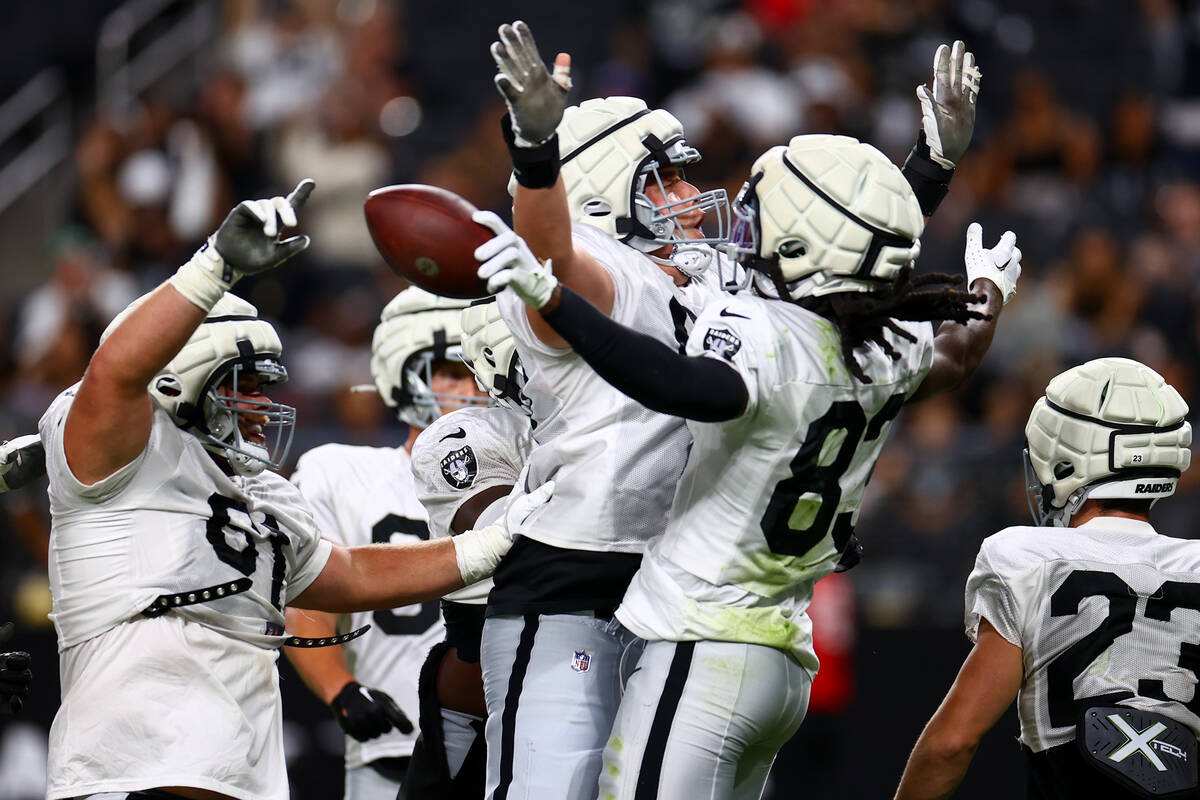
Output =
[
  {"x1": 902, "y1": 41, "x2": 980, "y2": 219},
  {"x1": 908, "y1": 223, "x2": 1020, "y2": 403},
  {"x1": 64, "y1": 182, "x2": 314, "y2": 485},
  {"x1": 894, "y1": 619, "x2": 1023, "y2": 800},
  {"x1": 488, "y1": 21, "x2": 615, "y2": 347}
]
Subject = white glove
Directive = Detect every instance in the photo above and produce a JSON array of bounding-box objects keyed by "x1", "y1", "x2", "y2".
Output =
[
  {"x1": 170, "y1": 179, "x2": 314, "y2": 311},
  {"x1": 474, "y1": 210, "x2": 558, "y2": 309},
  {"x1": 0, "y1": 435, "x2": 45, "y2": 493},
  {"x1": 964, "y1": 223, "x2": 1022, "y2": 305},
  {"x1": 453, "y1": 480, "x2": 555, "y2": 584},
  {"x1": 917, "y1": 41, "x2": 981, "y2": 169}
]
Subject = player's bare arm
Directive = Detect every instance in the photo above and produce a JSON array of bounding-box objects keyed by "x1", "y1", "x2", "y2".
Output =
[
  {"x1": 894, "y1": 618, "x2": 1023, "y2": 800},
  {"x1": 292, "y1": 481, "x2": 551, "y2": 613},
  {"x1": 284, "y1": 608, "x2": 414, "y2": 741},
  {"x1": 908, "y1": 223, "x2": 1020, "y2": 403},
  {"x1": 489, "y1": 20, "x2": 615, "y2": 346},
  {"x1": 64, "y1": 181, "x2": 315, "y2": 485},
  {"x1": 284, "y1": 609, "x2": 357, "y2": 703}
]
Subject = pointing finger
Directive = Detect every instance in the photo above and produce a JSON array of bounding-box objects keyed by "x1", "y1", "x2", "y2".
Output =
[{"x1": 286, "y1": 179, "x2": 315, "y2": 211}]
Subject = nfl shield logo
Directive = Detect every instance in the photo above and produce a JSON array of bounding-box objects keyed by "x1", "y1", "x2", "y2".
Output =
[{"x1": 571, "y1": 649, "x2": 591, "y2": 673}]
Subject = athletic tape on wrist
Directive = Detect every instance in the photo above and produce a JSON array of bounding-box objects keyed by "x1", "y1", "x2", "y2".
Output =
[
  {"x1": 501, "y1": 114, "x2": 560, "y2": 189},
  {"x1": 169, "y1": 239, "x2": 235, "y2": 310},
  {"x1": 902, "y1": 131, "x2": 954, "y2": 217},
  {"x1": 454, "y1": 524, "x2": 508, "y2": 585}
]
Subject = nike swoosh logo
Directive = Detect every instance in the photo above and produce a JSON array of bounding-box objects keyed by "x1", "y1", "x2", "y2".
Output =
[
  {"x1": 439, "y1": 427, "x2": 467, "y2": 442},
  {"x1": 719, "y1": 308, "x2": 750, "y2": 319}
]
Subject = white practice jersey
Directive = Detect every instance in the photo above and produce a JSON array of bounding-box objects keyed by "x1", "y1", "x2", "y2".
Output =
[
  {"x1": 966, "y1": 516, "x2": 1200, "y2": 753},
  {"x1": 291, "y1": 443, "x2": 445, "y2": 769},
  {"x1": 496, "y1": 222, "x2": 722, "y2": 553},
  {"x1": 617, "y1": 295, "x2": 933, "y2": 671},
  {"x1": 41, "y1": 386, "x2": 332, "y2": 800},
  {"x1": 411, "y1": 405, "x2": 533, "y2": 604}
]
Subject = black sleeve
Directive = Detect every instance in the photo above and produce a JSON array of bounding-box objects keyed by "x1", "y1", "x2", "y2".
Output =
[
  {"x1": 538, "y1": 286, "x2": 748, "y2": 422},
  {"x1": 902, "y1": 130, "x2": 955, "y2": 217}
]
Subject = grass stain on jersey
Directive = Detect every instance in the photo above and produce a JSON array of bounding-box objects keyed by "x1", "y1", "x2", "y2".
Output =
[
  {"x1": 815, "y1": 319, "x2": 845, "y2": 380},
  {"x1": 787, "y1": 495, "x2": 822, "y2": 530}
]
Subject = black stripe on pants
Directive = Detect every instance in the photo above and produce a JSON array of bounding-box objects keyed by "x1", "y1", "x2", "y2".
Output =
[
  {"x1": 494, "y1": 613, "x2": 541, "y2": 800},
  {"x1": 634, "y1": 640, "x2": 696, "y2": 800}
]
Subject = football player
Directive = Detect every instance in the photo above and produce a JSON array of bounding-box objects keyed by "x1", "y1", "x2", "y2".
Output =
[
  {"x1": 40, "y1": 182, "x2": 547, "y2": 800},
  {"x1": 894, "y1": 358, "x2": 1195, "y2": 800},
  {"x1": 478, "y1": 20, "x2": 739, "y2": 799},
  {"x1": 481, "y1": 132, "x2": 1021, "y2": 798},
  {"x1": 478, "y1": 20, "x2": 985, "y2": 800},
  {"x1": 283, "y1": 286, "x2": 489, "y2": 800},
  {"x1": 405, "y1": 298, "x2": 534, "y2": 799}
]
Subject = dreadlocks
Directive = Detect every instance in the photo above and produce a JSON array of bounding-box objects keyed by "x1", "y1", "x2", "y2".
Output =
[{"x1": 787, "y1": 266, "x2": 989, "y2": 383}]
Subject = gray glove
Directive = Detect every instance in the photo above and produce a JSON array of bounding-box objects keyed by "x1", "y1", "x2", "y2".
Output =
[
  {"x1": 0, "y1": 435, "x2": 45, "y2": 493},
  {"x1": 917, "y1": 41, "x2": 981, "y2": 169},
  {"x1": 490, "y1": 21, "x2": 572, "y2": 146},
  {"x1": 214, "y1": 179, "x2": 315, "y2": 275},
  {"x1": 171, "y1": 179, "x2": 315, "y2": 311}
]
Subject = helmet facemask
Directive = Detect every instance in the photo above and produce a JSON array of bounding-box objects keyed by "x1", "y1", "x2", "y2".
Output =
[
  {"x1": 196, "y1": 353, "x2": 296, "y2": 477},
  {"x1": 551, "y1": 98, "x2": 730, "y2": 275},
  {"x1": 394, "y1": 344, "x2": 489, "y2": 430},
  {"x1": 626, "y1": 140, "x2": 731, "y2": 258}
]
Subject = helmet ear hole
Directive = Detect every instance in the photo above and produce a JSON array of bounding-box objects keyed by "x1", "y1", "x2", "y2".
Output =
[
  {"x1": 1053, "y1": 461, "x2": 1075, "y2": 480},
  {"x1": 583, "y1": 199, "x2": 612, "y2": 217},
  {"x1": 778, "y1": 240, "x2": 807, "y2": 258}
]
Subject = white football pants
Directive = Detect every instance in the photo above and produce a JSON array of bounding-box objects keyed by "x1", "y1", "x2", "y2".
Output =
[
  {"x1": 599, "y1": 639, "x2": 811, "y2": 800},
  {"x1": 345, "y1": 763, "x2": 404, "y2": 800},
  {"x1": 480, "y1": 612, "x2": 639, "y2": 800}
]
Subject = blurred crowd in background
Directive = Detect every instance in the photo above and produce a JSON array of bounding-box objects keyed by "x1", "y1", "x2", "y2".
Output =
[{"x1": 3, "y1": 0, "x2": 1200, "y2": 795}]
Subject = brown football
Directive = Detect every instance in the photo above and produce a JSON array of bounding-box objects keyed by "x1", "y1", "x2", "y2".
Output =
[{"x1": 364, "y1": 184, "x2": 494, "y2": 299}]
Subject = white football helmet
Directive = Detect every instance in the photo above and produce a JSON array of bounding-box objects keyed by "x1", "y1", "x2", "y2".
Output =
[
  {"x1": 460, "y1": 299, "x2": 530, "y2": 414},
  {"x1": 721, "y1": 134, "x2": 923, "y2": 300},
  {"x1": 510, "y1": 96, "x2": 730, "y2": 260},
  {"x1": 100, "y1": 292, "x2": 295, "y2": 476},
  {"x1": 1024, "y1": 357, "x2": 1192, "y2": 527},
  {"x1": 370, "y1": 286, "x2": 488, "y2": 429}
]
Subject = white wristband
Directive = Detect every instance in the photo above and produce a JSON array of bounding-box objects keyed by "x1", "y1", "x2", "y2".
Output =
[
  {"x1": 169, "y1": 237, "x2": 235, "y2": 311},
  {"x1": 453, "y1": 524, "x2": 512, "y2": 585}
]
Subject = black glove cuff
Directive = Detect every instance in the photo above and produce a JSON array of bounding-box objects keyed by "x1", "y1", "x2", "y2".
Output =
[
  {"x1": 902, "y1": 130, "x2": 955, "y2": 217},
  {"x1": 501, "y1": 114, "x2": 560, "y2": 189}
]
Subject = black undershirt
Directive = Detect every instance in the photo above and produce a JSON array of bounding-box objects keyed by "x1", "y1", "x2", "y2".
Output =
[{"x1": 538, "y1": 286, "x2": 748, "y2": 422}]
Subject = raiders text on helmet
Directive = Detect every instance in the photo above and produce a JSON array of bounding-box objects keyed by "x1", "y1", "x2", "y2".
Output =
[
  {"x1": 101, "y1": 292, "x2": 295, "y2": 476},
  {"x1": 723, "y1": 134, "x2": 924, "y2": 300},
  {"x1": 370, "y1": 286, "x2": 487, "y2": 429},
  {"x1": 1024, "y1": 357, "x2": 1192, "y2": 527}
]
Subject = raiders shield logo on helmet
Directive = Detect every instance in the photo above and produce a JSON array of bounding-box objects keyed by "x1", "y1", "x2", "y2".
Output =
[{"x1": 440, "y1": 445, "x2": 478, "y2": 489}]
